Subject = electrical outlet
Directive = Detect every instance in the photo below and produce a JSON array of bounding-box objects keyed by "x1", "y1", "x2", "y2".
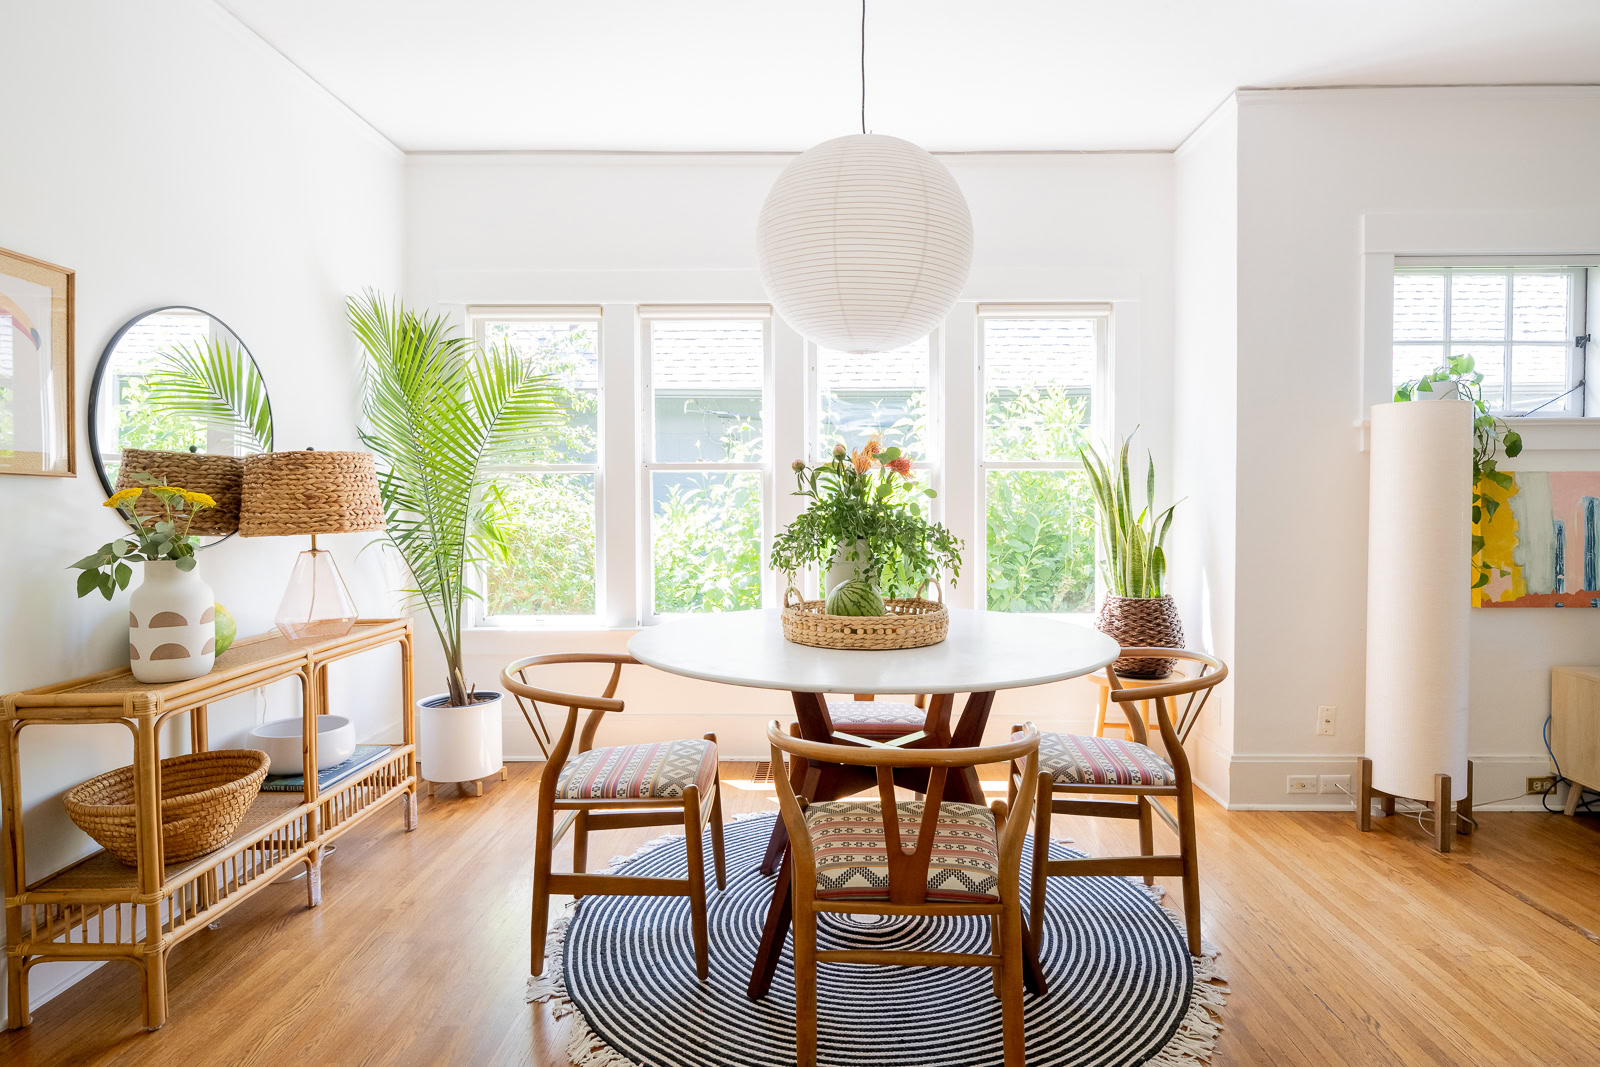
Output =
[
  {"x1": 1527, "y1": 775, "x2": 1557, "y2": 795},
  {"x1": 1287, "y1": 775, "x2": 1318, "y2": 794},
  {"x1": 1316, "y1": 705, "x2": 1336, "y2": 736},
  {"x1": 1320, "y1": 773, "x2": 1352, "y2": 794}
]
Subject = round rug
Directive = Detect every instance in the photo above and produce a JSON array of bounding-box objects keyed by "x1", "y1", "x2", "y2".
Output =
[{"x1": 532, "y1": 813, "x2": 1225, "y2": 1067}]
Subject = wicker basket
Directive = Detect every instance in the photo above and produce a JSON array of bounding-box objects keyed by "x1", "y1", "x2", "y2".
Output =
[
  {"x1": 64, "y1": 749, "x2": 271, "y2": 866},
  {"x1": 115, "y1": 449, "x2": 245, "y2": 536},
  {"x1": 1095, "y1": 594, "x2": 1185, "y2": 678},
  {"x1": 781, "y1": 584, "x2": 948, "y2": 650}
]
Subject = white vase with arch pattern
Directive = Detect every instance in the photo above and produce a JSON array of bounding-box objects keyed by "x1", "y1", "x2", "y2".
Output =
[{"x1": 128, "y1": 560, "x2": 215, "y2": 683}]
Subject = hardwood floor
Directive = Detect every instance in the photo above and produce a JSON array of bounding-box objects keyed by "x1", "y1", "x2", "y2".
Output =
[{"x1": 4, "y1": 762, "x2": 1600, "y2": 1065}]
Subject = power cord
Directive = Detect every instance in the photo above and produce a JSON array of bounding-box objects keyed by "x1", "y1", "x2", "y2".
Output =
[{"x1": 1543, "y1": 713, "x2": 1600, "y2": 814}]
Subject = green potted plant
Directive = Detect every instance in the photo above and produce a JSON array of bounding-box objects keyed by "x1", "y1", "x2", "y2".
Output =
[
  {"x1": 1393, "y1": 352, "x2": 1523, "y2": 590},
  {"x1": 770, "y1": 435, "x2": 962, "y2": 610},
  {"x1": 1080, "y1": 430, "x2": 1183, "y2": 678},
  {"x1": 349, "y1": 292, "x2": 565, "y2": 790},
  {"x1": 71, "y1": 478, "x2": 219, "y2": 683}
]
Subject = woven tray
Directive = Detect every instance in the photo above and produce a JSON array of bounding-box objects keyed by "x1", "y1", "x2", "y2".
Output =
[
  {"x1": 781, "y1": 584, "x2": 948, "y2": 650},
  {"x1": 64, "y1": 749, "x2": 270, "y2": 866}
]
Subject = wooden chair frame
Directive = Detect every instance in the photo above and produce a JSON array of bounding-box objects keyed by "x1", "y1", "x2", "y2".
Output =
[
  {"x1": 501, "y1": 653, "x2": 727, "y2": 981},
  {"x1": 1012, "y1": 648, "x2": 1227, "y2": 958},
  {"x1": 769, "y1": 720, "x2": 1040, "y2": 1067}
]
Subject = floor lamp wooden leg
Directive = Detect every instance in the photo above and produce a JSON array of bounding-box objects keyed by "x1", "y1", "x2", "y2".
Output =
[
  {"x1": 1357, "y1": 757, "x2": 1373, "y2": 832},
  {"x1": 1433, "y1": 773, "x2": 1453, "y2": 853},
  {"x1": 1457, "y1": 759, "x2": 1474, "y2": 836}
]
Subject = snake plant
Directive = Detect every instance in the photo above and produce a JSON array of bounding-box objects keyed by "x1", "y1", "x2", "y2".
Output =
[{"x1": 1079, "y1": 431, "x2": 1178, "y2": 598}]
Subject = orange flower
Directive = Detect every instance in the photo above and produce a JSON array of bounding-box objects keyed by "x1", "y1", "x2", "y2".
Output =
[
  {"x1": 850, "y1": 449, "x2": 871, "y2": 475},
  {"x1": 886, "y1": 455, "x2": 913, "y2": 479},
  {"x1": 864, "y1": 434, "x2": 883, "y2": 457}
]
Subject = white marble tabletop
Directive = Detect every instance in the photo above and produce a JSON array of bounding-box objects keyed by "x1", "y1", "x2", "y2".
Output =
[{"x1": 627, "y1": 608, "x2": 1119, "y2": 694}]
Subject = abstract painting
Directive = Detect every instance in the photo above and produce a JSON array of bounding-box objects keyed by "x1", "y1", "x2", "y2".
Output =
[
  {"x1": 1476, "y1": 471, "x2": 1600, "y2": 608},
  {"x1": 0, "y1": 246, "x2": 75, "y2": 476}
]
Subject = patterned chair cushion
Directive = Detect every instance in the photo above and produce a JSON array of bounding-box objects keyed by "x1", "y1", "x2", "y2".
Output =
[
  {"x1": 555, "y1": 738, "x2": 718, "y2": 801},
  {"x1": 827, "y1": 700, "x2": 926, "y2": 740},
  {"x1": 1038, "y1": 732, "x2": 1175, "y2": 788},
  {"x1": 804, "y1": 800, "x2": 1000, "y2": 903}
]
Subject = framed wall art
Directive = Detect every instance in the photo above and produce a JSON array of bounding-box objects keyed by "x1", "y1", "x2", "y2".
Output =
[{"x1": 0, "y1": 246, "x2": 75, "y2": 476}]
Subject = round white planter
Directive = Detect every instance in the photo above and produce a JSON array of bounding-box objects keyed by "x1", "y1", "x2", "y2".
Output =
[
  {"x1": 418, "y1": 691, "x2": 504, "y2": 785},
  {"x1": 825, "y1": 538, "x2": 872, "y2": 595},
  {"x1": 128, "y1": 559, "x2": 215, "y2": 683}
]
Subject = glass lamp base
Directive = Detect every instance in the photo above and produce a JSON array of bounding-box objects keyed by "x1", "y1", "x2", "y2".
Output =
[{"x1": 275, "y1": 548, "x2": 358, "y2": 640}]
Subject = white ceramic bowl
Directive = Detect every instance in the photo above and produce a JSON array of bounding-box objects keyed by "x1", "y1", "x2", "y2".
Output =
[{"x1": 248, "y1": 715, "x2": 357, "y2": 775}]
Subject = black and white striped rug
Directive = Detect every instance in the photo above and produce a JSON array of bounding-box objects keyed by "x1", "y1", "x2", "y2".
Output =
[{"x1": 529, "y1": 813, "x2": 1226, "y2": 1067}]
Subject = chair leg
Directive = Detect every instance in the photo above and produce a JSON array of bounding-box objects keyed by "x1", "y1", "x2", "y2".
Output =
[
  {"x1": 1093, "y1": 687, "x2": 1110, "y2": 738},
  {"x1": 530, "y1": 829, "x2": 553, "y2": 976},
  {"x1": 1000, "y1": 904, "x2": 1027, "y2": 1067},
  {"x1": 705, "y1": 734, "x2": 727, "y2": 891},
  {"x1": 683, "y1": 786, "x2": 710, "y2": 981},
  {"x1": 990, "y1": 916, "x2": 1003, "y2": 998},
  {"x1": 1030, "y1": 772, "x2": 1051, "y2": 956},
  {"x1": 1176, "y1": 782, "x2": 1203, "y2": 957},
  {"x1": 571, "y1": 810, "x2": 589, "y2": 901},
  {"x1": 794, "y1": 895, "x2": 819, "y2": 1067},
  {"x1": 1137, "y1": 796, "x2": 1155, "y2": 886}
]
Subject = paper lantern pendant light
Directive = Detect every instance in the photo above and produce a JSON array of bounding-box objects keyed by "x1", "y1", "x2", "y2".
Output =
[{"x1": 757, "y1": 133, "x2": 973, "y2": 354}]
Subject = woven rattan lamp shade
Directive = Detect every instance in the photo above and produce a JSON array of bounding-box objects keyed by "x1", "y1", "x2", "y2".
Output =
[
  {"x1": 115, "y1": 449, "x2": 244, "y2": 536},
  {"x1": 239, "y1": 451, "x2": 384, "y2": 537}
]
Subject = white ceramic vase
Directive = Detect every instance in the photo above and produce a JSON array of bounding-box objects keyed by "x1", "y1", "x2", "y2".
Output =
[
  {"x1": 825, "y1": 538, "x2": 872, "y2": 594},
  {"x1": 418, "y1": 691, "x2": 504, "y2": 785},
  {"x1": 128, "y1": 559, "x2": 215, "y2": 683}
]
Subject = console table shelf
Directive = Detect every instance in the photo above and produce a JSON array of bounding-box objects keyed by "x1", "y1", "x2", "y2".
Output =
[{"x1": 1, "y1": 618, "x2": 416, "y2": 1031}]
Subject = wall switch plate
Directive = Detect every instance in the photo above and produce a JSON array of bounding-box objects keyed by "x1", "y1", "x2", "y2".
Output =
[
  {"x1": 1316, "y1": 706, "x2": 1336, "y2": 736},
  {"x1": 1527, "y1": 775, "x2": 1558, "y2": 795},
  {"x1": 1320, "y1": 774, "x2": 1352, "y2": 794},
  {"x1": 1287, "y1": 775, "x2": 1318, "y2": 794}
]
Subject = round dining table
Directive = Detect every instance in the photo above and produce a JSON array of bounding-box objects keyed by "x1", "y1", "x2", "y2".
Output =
[{"x1": 628, "y1": 607, "x2": 1120, "y2": 1001}]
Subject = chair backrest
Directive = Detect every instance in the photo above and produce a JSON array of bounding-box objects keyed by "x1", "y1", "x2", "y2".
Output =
[
  {"x1": 1104, "y1": 648, "x2": 1228, "y2": 779},
  {"x1": 767, "y1": 721, "x2": 1040, "y2": 906},
  {"x1": 500, "y1": 653, "x2": 637, "y2": 772}
]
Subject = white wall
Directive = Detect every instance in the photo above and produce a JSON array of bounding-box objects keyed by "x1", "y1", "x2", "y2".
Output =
[
  {"x1": 1171, "y1": 101, "x2": 1240, "y2": 804},
  {"x1": 0, "y1": 0, "x2": 404, "y2": 1019},
  {"x1": 406, "y1": 149, "x2": 1178, "y2": 757},
  {"x1": 1229, "y1": 87, "x2": 1600, "y2": 808}
]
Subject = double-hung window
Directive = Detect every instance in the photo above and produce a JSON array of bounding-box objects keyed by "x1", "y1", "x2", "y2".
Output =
[
  {"x1": 472, "y1": 309, "x2": 603, "y2": 624},
  {"x1": 641, "y1": 308, "x2": 771, "y2": 620},
  {"x1": 1393, "y1": 263, "x2": 1592, "y2": 416},
  {"x1": 977, "y1": 305, "x2": 1107, "y2": 614}
]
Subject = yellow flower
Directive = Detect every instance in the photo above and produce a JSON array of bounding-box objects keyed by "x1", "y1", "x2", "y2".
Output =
[
  {"x1": 104, "y1": 488, "x2": 142, "y2": 508},
  {"x1": 149, "y1": 485, "x2": 182, "y2": 499},
  {"x1": 182, "y1": 490, "x2": 217, "y2": 509}
]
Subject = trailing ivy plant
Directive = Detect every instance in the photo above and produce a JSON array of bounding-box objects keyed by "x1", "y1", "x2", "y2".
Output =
[{"x1": 1393, "y1": 352, "x2": 1524, "y2": 590}]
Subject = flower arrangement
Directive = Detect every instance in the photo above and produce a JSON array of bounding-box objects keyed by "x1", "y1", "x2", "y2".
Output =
[
  {"x1": 70, "y1": 475, "x2": 217, "y2": 599},
  {"x1": 770, "y1": 435, "x2": 963, "y2": 596}
]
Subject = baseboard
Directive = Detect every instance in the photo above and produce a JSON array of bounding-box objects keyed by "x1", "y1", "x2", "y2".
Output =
[{"x1": 1224, "y1": 752, "x2": 1560, "y2": 811}]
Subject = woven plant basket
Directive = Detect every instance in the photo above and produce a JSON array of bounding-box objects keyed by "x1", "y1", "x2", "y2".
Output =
[
  {"x1": 781, "y1": 584, "x2": 948, "y2": 650},
  {"x1": 1096, "y1": 594, "x2": 1185, "y2": 678},
  {"x1": 115, "y1": 449, "x2": 245, "y2": 536},
  {"x1": 64, "y1": 749, "x2": 270, "y2": 866}
]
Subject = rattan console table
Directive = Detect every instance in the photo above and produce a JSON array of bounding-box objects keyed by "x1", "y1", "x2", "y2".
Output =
[{"x1": 1, "y1": 618, "x2": 417, "y2": 1031}]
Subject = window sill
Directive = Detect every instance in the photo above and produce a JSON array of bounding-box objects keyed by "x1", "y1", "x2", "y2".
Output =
[{"x1": 1357, "y1": 416, "x2": 1600, "y2": 454}]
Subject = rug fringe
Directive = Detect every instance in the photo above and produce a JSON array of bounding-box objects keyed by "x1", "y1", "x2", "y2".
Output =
[{"x1": 1135, "y1": 883, "x2": 1230, "y2": 1066}]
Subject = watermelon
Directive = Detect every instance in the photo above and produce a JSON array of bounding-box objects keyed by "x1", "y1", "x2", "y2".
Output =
[
  {"x1": 825, "y1": 578, "x2": 885, "y2": 617},
  {"x1": 213, "y1": 602, "x2": 237, "y2": 655}
]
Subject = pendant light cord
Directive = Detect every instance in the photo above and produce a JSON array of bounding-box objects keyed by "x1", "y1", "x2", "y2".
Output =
[{"x1": 860, "y1": 0, "x2": 867, "y2": 134}]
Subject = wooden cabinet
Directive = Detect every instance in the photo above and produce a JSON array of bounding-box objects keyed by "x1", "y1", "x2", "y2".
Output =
[
  {"x1": 1551, "y1": 666, "x2": 1600, "y2": 815},
  {"x1": 1, "y1": 619, "x2": 416, "y2": 1031}
]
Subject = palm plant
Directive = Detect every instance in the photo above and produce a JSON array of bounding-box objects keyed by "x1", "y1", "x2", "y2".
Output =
[
  {"x1": 143, "y1": 338, "x2": 274, "y2": 452},
  {"x1": 349, "y1": 291, "x2": 566, "y2": 707},
  {"x1": 1079, "y1": 431, "x2": 1178, "y2": 598}
]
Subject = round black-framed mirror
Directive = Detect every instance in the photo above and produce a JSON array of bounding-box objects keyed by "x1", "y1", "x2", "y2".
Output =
[{"x1": 88, "y1": 306, "x2": 274, "y2": 546}]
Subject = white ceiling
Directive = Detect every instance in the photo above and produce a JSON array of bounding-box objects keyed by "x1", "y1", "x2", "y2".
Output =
[{"x1": 217, "y1": 0, "x2": 1600, "y2": 153}]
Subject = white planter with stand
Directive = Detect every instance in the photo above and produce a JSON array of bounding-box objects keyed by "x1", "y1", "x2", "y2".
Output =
[
  {"x1": 128, "y1": 559, "x2": 215, "y2": 683},
  {"x1": 418, "y1": 690, "x2": 505, "y2": 796}
]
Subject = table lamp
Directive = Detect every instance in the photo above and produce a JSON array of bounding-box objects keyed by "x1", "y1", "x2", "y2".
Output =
[{"x1": 239, "y1": 449, "x2": 385, "y2": 640}]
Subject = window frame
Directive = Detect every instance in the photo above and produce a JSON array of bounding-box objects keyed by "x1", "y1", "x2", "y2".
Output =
[
  {"x1": 466, "y1": 306, "x2": 606, "y2": 629},
  {"x1": 974, "y1": 303, "x2": 1111, "y2": 617},
  {"x1": 637, "y1": 305, "x2": 775, "y2": 625},
  {"x1": 1392, "y1": 261, "x2": 1591, "y2": 417}
]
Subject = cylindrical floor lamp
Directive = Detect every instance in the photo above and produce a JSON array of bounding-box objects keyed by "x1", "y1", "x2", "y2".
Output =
[{"x1": 1360, "y1": 398, "x2": 1473, "y2": 850}]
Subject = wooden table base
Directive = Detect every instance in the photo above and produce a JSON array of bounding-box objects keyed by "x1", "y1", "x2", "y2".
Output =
[
  {"x1": 746, "y1": 690, "x2": 1048, "y2": 1001},
  {"x1": 1356, "y1": 757, "x2": 1474, "y2": 852}
]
